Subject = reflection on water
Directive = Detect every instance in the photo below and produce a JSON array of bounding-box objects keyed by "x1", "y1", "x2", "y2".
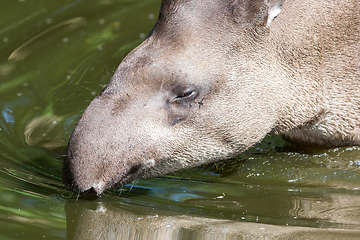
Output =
[
  {"x1": 24, "y1": 115, "x2": 64, "y2": 149},
  {"x1": 65, "y1": 200, "x2": 360, "y2": 240},
  {"x1": 1, "y1": 0, "x2": 360, "y2": 239},
  {"x1": 8, "y1": 17, "x2": 87, "y2": 62}
]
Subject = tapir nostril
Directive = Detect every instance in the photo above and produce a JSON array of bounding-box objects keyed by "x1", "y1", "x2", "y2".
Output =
[{"x1": 90, "y1": 181, "x2": 107, "y2": 195}]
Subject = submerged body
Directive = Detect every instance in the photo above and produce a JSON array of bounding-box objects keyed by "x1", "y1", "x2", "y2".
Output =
[{"x1": 64, "y1": 0, "x2": 360, "y2": 195}]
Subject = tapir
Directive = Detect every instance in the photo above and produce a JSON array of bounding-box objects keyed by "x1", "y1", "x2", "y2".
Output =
[{"x1": 63, "y1": 0, "x2": 360, "y2": 195}]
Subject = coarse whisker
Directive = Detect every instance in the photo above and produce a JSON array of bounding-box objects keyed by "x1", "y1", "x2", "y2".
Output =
[
  {"x1": 104, "y1": 65, "x2": 111, "y2": 81},
  {"x1": 118, "y1": 187, "x2": 125, "y2": 196},
  {"x1": 76, "y1": 191, "x2": 80, "y2": 201},
  {"x1": 129, "y1": 179, "x2": 140, "y2": 192}
]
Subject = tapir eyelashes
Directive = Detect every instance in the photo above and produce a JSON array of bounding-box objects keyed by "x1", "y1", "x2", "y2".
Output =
[
  {"x1": 170, "y1": 86, "x2": 199, "y2": 104},
  {"x1": 177, "y1": 89, "x2": 197, "y2": 99}
]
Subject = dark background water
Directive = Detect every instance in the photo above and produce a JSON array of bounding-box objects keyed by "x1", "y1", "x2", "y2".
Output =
[{"x1": 1, "y1": 0, "x2": 360, "y2": 239}]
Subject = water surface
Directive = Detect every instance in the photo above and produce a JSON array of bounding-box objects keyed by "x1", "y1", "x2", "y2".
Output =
[{"x1": 1, "y1": 1, "x2": 360, "y2": 239}]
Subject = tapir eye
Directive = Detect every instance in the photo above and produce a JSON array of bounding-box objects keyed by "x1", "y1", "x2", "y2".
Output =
[
  {"x1": 171, "y1": 86, "x2": 199, "y2": 103},
  {"x1": 177, "y1": 89, "x2": 197, "y2": 99}
]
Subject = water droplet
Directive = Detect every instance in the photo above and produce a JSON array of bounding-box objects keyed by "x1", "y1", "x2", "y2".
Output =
[
  {"x1": 45, "y1": 18, "x2": 53, "y2": 24},
  {"x1": 98, "y1": 19, "x2": 105, "y2": 25},
  {"x1": 113, "y1": 22, "x2": 120, "y2": 31}
]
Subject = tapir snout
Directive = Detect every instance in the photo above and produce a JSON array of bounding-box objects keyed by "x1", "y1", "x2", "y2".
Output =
[{"x1": 64, "y1": 0, "x2": 360, "y2": 195}]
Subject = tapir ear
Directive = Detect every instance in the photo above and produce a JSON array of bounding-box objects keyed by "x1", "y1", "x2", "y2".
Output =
[
  {"x1": 266, "y1": 0, "x2": 283, "y2": 27},
  {"x1": 231, "y1": 0, "x2": 283, "y2": 28}
]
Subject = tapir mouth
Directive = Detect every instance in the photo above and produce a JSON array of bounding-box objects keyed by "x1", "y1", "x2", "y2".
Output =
[
  {"x1": 63, "y1": 151, "x2": 159, "y2": 195},
  {"x1": 110, "y1": 164, "x2": 145, "y2": 190},
  {"x1": 76, "y1": 163, "x2": 146, "y2": 196}
]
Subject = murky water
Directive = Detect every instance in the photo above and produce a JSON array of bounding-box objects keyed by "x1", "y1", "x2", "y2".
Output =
[{"x1": 1, "y1": 1, "x2": 360, "y2": 239}]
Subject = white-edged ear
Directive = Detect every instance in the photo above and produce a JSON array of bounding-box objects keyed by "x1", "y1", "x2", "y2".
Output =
[{"x1": 267, "y1": 0, "x2": 283, "y2": 27}]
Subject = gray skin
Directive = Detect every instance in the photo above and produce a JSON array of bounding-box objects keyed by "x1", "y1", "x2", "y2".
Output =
[{"x1": 63, "y1": 0, "x2": 360, "y2": 195}]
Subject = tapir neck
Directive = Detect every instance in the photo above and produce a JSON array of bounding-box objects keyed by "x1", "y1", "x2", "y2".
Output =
[{"x1": 268, "y1": 0, "x2": 360, "y2": 146}]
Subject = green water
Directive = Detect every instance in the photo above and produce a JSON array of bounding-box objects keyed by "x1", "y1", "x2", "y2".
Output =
[{"x1": 1, "y1": 1, "x2": 360, "y2": 239}]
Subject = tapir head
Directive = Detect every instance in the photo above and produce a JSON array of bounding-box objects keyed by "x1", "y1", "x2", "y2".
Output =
[{"x1": 64, "y1": 0, "x2": 284, "y2": 194}]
